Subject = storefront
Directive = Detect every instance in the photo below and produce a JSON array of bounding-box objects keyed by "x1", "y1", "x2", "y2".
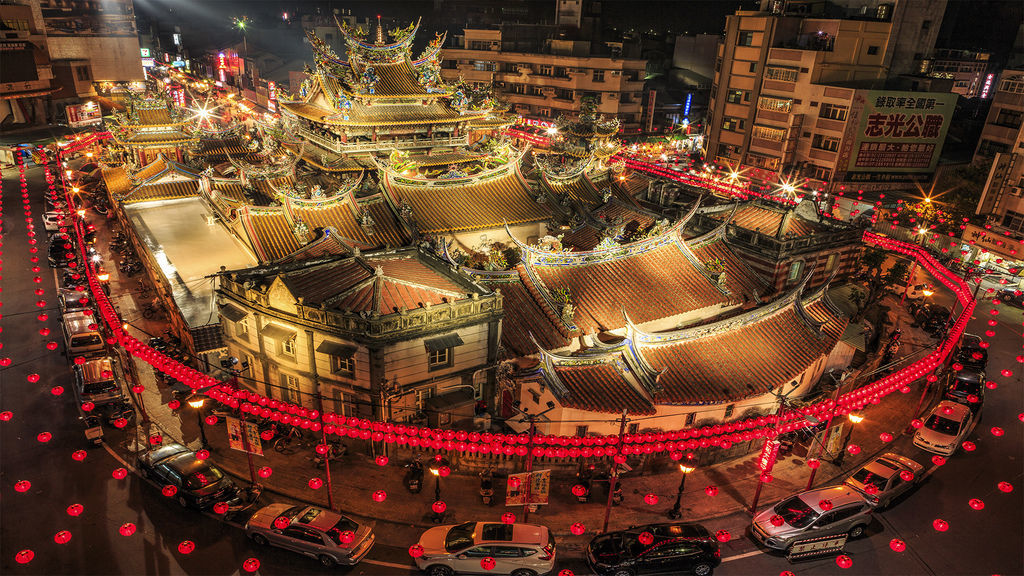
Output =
[{"x1": 961, "y1": 224, "x2": 1024, "y2": 287}]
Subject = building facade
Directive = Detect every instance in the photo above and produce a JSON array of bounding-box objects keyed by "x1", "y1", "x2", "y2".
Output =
[
  {"x1": 0, "y1": 1, "x2": 56, "y2": 126},
  {"x1": 923, "y1": 49, "x2": 992, "y2": 99},
  {"x1": 974, "y1": 70, "x2": 1024, "y2": 168}
]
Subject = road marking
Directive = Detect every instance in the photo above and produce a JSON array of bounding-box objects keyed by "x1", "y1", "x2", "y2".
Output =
[
  {"x1": 363, "y1": 559, "x2": 416, "y2": 570},
  {"x1": 721, "y1": 549, "x2": 762, "y2": 563}
]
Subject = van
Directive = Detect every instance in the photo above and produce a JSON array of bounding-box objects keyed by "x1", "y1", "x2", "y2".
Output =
[
  {"x1": 73, "y1": 357, "x2": 126, "y2": 406},
  {"x1": 62, "y1": 311, "x2": 105, "y2": 358}
]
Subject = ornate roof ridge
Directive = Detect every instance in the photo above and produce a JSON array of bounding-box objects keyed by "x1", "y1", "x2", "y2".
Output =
[
  {"x1": 688, "y1": 204, "x2": 737, "y2": 248},
  {"x1": 627, "y1": 265, "x2": 816, "y2": 346},
  {"x1": 377, "y1": 144, "x2": 529, "y2": 187},
  {"x1": 508, "y1": 197, "x2": 701, "y2": 265},
  {"x1": 338, "y1": 16, "x2": 422, "y2": 61},
  {"x1": 282, "y1": 171, "x2": 365, "y2": 208}
]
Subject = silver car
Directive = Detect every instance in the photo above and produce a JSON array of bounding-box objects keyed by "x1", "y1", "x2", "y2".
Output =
[
  {"x1": 913, "y1": 401, "x2": 974, "y2": 456},
  {"x1": 751, "y1": 485, "x2": 872, "y2": 551},
  {"x1": 246, "y1": 504, "x2": 374, "y2": 567},
  {"x1": 844, "y1": 453, "x2": 924, "y2": 508},
  {"x1": 414, "y1": 521, "x2": 556, "y2": 576}
]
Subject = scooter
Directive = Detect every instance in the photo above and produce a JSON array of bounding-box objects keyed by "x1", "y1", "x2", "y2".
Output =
[
  {"x1": 479, "y1": 467, "x2": 494, "y2": 505},
  {"x1": 313, "y1": 442, "x2": 347, "y2": 469},
  {"x1": 576, "y1": 464, "x2": 595, "y2": 503},
  {"x1": 404, "y1": 455, "x2": 424, "y2": 494}
]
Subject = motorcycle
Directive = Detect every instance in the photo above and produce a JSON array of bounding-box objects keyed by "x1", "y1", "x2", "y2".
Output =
[
  {"x1": 313, "y1": 441, "x2": 347, "y2": 469},
  {"x1": 404, "y1": 455, "x2": 424, "y2": 494},
  {"x1": 479, "y1": 467, "x2": 494, "y2": 505},
  {"x1": 576, "y1": 465, "x2": 595, "y2": 503}
]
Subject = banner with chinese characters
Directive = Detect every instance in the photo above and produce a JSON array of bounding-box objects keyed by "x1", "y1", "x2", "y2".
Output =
[
  {"x1": 504, "y1": 470, "x2": 551, "y2": 506},
  {"x1": 846, "y1": 90, "x2": 957, "y2": 182}
]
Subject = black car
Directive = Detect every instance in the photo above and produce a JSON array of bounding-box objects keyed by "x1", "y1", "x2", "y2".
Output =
[
  {"x1": 136, "y1": 443, "x2": 241, "y2": 510},
  {"x1": 914, "y1": 304, "x2": 951, "y2": 336},
  {"x1": 587, "y1": 523, "x2": 720, "y2": 576},
  {"x1": 944, "y1": 369, "x2": 985, "y2": 411},
  {"x1": 997, "y1": 289, "x2": 1024, "y2": 309},
  {"x1": 47, "y1": 236, "x2": 78, "y2": 268},
  {"x1": 954, "y1": 334, "x2": 988, "y2": 370}
]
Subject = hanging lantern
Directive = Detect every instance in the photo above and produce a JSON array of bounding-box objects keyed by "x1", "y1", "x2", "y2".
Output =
[
  {"x1": 997, "y1": 481, "x2": 1013, "y2": 493},
  {"x1": 962, "y1": 441, "x2": 976, "y2": 451},
  {"x1": 715, "y1": 530, "x2": 731, "y2": 542},
  {"x1": 0, "y1": 411, "x2": 11, "y2": 421},
  {"x1": 14, "y1": 480, "x2": 31, "y2": 492},
  {"x1": 643, "y1": 493, "x2": 658, "y2": 505},
  {"x1": 409, "y1": 544, "x2": 425, "y2": 558},
  {"x1": 991, "y1": 427, "x2": 1005, "y2": 437},
  {"x1": 67, "y1": 503, "x2": 84, "y2": 516},
  {"x1": 213, "y1": 502, "x2": 230, "y2": 515},
  {"x1": 177, "y1": 540, "x2": 195, "y2": 555},
  {"x1": 705, "y1": 485, "x2": 719, "y2": 497},
  {"x1": 638, "y1": 531, "x2": 654, "y2": 546},
  {"x1": 15, "y1": 550, "x2": 34, "y2": 564},
  {"x1": 375, "y1": 455, "x2": 388, "y2": 466},
  {"x1": 558, "y1": 570, "x2": 575, "y2": 576},
  {"x1": 119, "y1": 523, "x2": 137, "y2": 536},
  {"x1": 910, "y1": 419, "x2": 923, "y2": 429},
  {"x1": 50, "y1": 385, "x2": 64, "y2": 395},
  {"x1": 899, "y1": 470, "x2": 914, "y2": 482},
  {"x1": 760, "y1": 472, "x2": 773, "y2": 483},
  {"x1": 836, "y1": 555, "x2": 853, "y2": 569},
  {"x1": 37, "y1": 431, "x2": 52, "y2": 443},
  {"x1": 932, "y1": 518, "x2": 949, "y2": 532},
  {"x1": 968, "y1": 498, "x2": 985, "y2": 510},
  {"x1": 570, "y1": 522, "x2": 586, "y2": 535},
  {"x1": 308, "y1": 477, "x2": 323, "y2": 489},
  {"x1": 770, "y1": 514, "x2": 785, "y2": 527},
  {"x1": 112, "y1": 467, "x2": 128, "y2": 479},
  {"x1": 571, "y1": 484, "x2": 588, "y2": 497},
  {"x1": 149, "y1": 434, "x2": 162, "y2": 445},
  {"x1": 889, "y1": 538, "x2": 906, "y2": 552},
  {"x1": 932, "y1": 455, "x2": 947, "y2": 466},
  {"x1": 819, "y1": 499, "x2": 833, "y2": 511},
  {"x1": 508, "y1": 476, "x2": 521, "y2": 489},
  {"x1": 162, "y1": 485, "x2": 178, "y2": 497},
  {"x1": 372, "y1": 490, "x2": 387, "y2": 502},
  {"x1": 501, "y1": 512, "x2": 516, "y2": 524},
  {"x1": 26, "y1": 373, "x2": 40, "y2": 383},
  {"x1": 258, "y1": 466, "x2": 273, "y2": 478},
  {"x1": 72, "y1": 449, "x2": 87, "y2": 461},
  {"x1": 480, "y1": 557, "x2": 496, "y2": 571},
  {"x1": 242, "y1": 558, "x2": 260, "y2": 573}
]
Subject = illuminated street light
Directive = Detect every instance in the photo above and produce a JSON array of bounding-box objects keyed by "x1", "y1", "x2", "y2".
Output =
[{"x1": 666, "y1": 462, "x2": 696, "y2": 519}]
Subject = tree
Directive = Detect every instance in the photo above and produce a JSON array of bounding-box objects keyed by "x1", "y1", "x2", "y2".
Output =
[{"x1": 852, "y1": 247, "x2": 909, "y2": 322}]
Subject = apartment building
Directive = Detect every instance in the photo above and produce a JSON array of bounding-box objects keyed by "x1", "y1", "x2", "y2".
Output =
[
  {"x1": 706, "y1": 0, "x2": 952, "y2": 191},
  {"x1": 38, "y1": 0, "x2": 144, "y2": 85},
  {"x1": 0, "y1": 1, "x2": 56, "y2": 126},
  {"x1": 975, "y1": 71, "x2": 1024, "y2": 221},
  {"x1": 923, "y1": 49, "x2": 992, "y2": 98},
  {"x1": 440, "y1": 25, "x2": 647, "y2": 130}
]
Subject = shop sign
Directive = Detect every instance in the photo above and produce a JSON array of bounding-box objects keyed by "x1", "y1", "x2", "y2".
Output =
[{"x1": 963, "y1": 224, "x2": 1024, "y2": 259}]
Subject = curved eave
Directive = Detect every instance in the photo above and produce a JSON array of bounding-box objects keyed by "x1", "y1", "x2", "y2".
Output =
[{"x1": 280, "y1": 100, "x2": 486, "y2": 126}]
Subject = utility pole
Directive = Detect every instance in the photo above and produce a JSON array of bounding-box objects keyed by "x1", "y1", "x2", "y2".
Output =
[
  {"x1": 749, "y1": 394, "x2": 786, "y2": 516},
  {"x1": 307, "y1": 329, "x2": 334, "y2": 511},
  {"x1": 601, "y1": 410, "x2": 628, "y2": 534},
  {"x1": 806, "y1": 372, "x2": 846, "y2": 490},
  {"x1": 522, "y1": 416, "x2": 537, "y2": 523}
]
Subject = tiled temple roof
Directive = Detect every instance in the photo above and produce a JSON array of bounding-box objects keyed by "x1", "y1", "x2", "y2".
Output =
[
  {"x1": 548, "y1": 362, "x2": 655, "y2": 415},
  {"x1": 282, "y1": 98, "x2": 483, "y2": 127},
  {"x1": 689, "y1": 238, "x2": 770, "y2": 301},
  {"x1": 120, "y1": 180, "x2": 200, "y2": 204},
  {"x1": 356, "y1": 60, "x2": 434, "y2": 98},
  {"x1": 137, "y1": 108, "x2": 174, "y2": 125},
  {"x1": 383, "y1": 168, "x2": 548, "y2": 234},
  {"x1": 544, "y1": 174, "x2": 603, "y2": 206},
  {"x1": 478, "y1": 268, "x2": 573, "y2": 357},
  {"x1": 708, "y1": 203, "x2": 827, "y2": 238},
  {"x1": 101, "y1": 166, "x2": 131, "y2": 197}
]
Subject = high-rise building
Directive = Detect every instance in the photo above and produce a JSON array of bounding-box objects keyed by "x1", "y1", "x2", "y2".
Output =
[
  {"x1": 705, "y1": 0, "x2": 954, "y2": 192},
  {"x1": 922, "y1": 49, "x2": 992, "y2": 99},
  {"x1": 0, "y1": 1, "x2": 56, "y2": 126},
  {"x1": 38, "y1": 0, "x2": 144, "y2": 88},
  {"x1": 974, "y1": 70, "x2": 1024, "y2": 222}
]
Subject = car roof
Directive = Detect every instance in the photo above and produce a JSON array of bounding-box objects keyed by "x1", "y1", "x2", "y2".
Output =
[
  {"x1": 294, "y1": 506, "x2": 344, "y2": 531},
  {"x1": 931, "y1": 401, "x2": 971, "y2": 420},
  {"x1": 474, "y1": 522, "x2": 547, "y2": 545},
  {"x1": 146, "y1": 443, "x2": 190, "y2": 464},
  {"x1": 77, "y1": 357, "x2": 114, "y2": 381},
  {"x1": 625, "y1": 523, "x2": 711, "y2": 539},
  {"x1": 953, "y1": 370, "x2": 984, "y2": 384},
  {"x1": 797, "y1": 485, "x2": 867, "y2": 511}
]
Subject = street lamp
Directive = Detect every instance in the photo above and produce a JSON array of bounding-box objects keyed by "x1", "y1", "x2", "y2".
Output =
[
  {"x1": 188, "y1": 395, "x2": 208, "y2": 449},
  {"x1": 427, "y1": 456, "x2": 451, "y2": 523},
  {"x1": 666, "y1": 463, "x2": 696, "y2": 519},
  {"x1": 833, "y1": 412, "x2": 863, "y2": 467}
]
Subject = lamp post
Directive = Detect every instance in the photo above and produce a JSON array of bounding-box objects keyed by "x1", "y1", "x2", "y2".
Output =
[
  {"x1": 833, "y1": 413, "x2": 864, "y2": 467},
  {"x1": 666, "y1": 463, "x2": 696, "y2": 519},
  {"x1": 427, "y1": 456, "x2": 450, "y2": 523},
  {"x1": 188, "y1": 395, "x2": 208, "y2": 449}
]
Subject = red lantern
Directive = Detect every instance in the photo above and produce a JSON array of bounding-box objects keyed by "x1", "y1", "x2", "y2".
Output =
[
  {"x1": 67, "y1": 503, "x2": 84, "y2": 516},
  {"x1": 274, "y1": 516, "x2": 290, "y2": 529},
  {"x1": 819, "y1": 499, "x2": 833, "y2": 511},
  {"x1": 162, "y1": 485, "x2": 178, "y2": 497},
  {"x1": 213, "y1": 502, "x2": 230, "y2": 514},
  {"x1": 432, "y1": 501, "x2": 447, "y2": 514},
  {"x1": 932, "y1": 455, "x2": 947, "y2": 466},
  {"x1": 372, "y1": 490, "x2": 387, "y2": 502},
  {"x1": 910, "y1": 419, "x2": 924, "y2": 429},
  {"x1": 258, "y1": 466, "x2": 273, "y2": 478},
  {"x1": 705, "y1": 485, "x2": 719, "y2": 496},
  {"x1": 558, "y1": 571, "x2": 575, "y2": 576},
  {"x1": 643, "y1": 493, "x2": 659, "y2": 505},
  {"x1": 962, "y1": 441, "x2": 976, "y2": 451},
  {"x1": 638, "y1": 531, "x2": 654, "y2": 546},
  {"x1": 991, "y1": 426, "x2": 1005, "y2": 437},
  {"x1": 571, "y1": 484, "x2": 588, "y2": 497},
  {"x1": 26, "y1": 373, "x2": 40, "y2": 383},
  {"x1": 112, "y1": 467, "x2": 128, "y2": 479},
  {"x1": 37, "y1": 431, "x2": 52, "y2": 443},
  {"x1": 480, "y1": 557, "x2": 496, "y2": 571},
  {"x1": 14, "y1": 480, "x2": 31, "y2": 492},
  {"x1": 308, "y1": 477, "x2": 323, "y2": 489},
  {"x1": 715, "y1": 529, "x2": 731, "y2": 542},
  {"x1": 149, "y1": 434, "x2": 162, "y2": 445},
  {"x1": 836, "y1": 554, "x2": 853, "y2": 569},
  {"x1": 242, "y1": 558, "x2": 260, "y2": 573},
  {"x1": 998, "y1": 481, "x2": 1013, "y2": 493},
  {"x1": 205, "y1": 415, "x2": 218, "y2": 426},
  {"x1": 899, "y1": 470, "x2": 914, "y2": 482},
  {"x1": 409, "y1": 544, "x2": 425, "y2": 558},
  {"x1": 15, "y1": 550, "x2": 34, "y2": 564},
  {"x1": 375, "y1": 455, "x2": 388, "y2": 466},
  {"x1": 501, "y1": 512, "x2": 516, "y2": 524},
  {"x1": 770, "y1": 514, "x2": 785, "y2": 527},
  {"x1": 932, "y1": 518, "x2": 949, "y2": 532},
  {"x1": 178, "y1": 540, "x2": 195, "y2": 554},
  {"x1": 119, "y1": 523, "x2": 137, "y2": 536},
  {"x1": 759, "y1": 472, "x2": 773, "y2": 483},
  {"x1": 508, "y1": 476, "x2": 521, "y2": 489},
  {"x1": 167, "y1": 399, "x2": 181, "y2": 410},
  {"x1": 570, "y1": 522, "x2": 586, "y2": 535},
  {"x1": 879, "y1": 432, "x2": 893, "y2": 443},
  {"x1": 846, "y1": 444, "x2": 860, "y2": 455},
  {"x1": 968, "y1": 498, "x2": 985, "y2": 510},
  {"x1": 0, "y1": 410, "x2": 12, "y2": 421},
  {"x1": 890, "y1": 538, "x2": 906, "y2": 552},
  {"x1": 195, "y1": 449, "x2": 210, "y2": 461}
]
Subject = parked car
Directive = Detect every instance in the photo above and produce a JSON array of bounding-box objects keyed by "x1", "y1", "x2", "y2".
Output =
[
  {"x1": 953, "y1": 334, "x2": 988, "y2": 370},
  {"x1": 843, "y1": 453, "x2": 924, "y2": 508},
  {"x1": 136, "y1": 443, "x2": 241, "y2": 510},
  {"x1": 997, "y1": 289, "x2": 1024, "y2": 308},
  {"x1": 246, "y1": 503, "x2": 375, "y2": 567},
  {"x1": 944, "y1": 369, "x2": 985, "y2": 411},
  {"x1": 414, "y1": 521, "x2": 556, "y2": 576},
  {"x1": 72, "y1": 356, "x2": 126, "y2": 407},
  {"x1": 43, "y1": 211, "x2": 65, "y2": 232},
  {"x1": 914, "y1": 304, "x2": 951, "y2": 336},
  {"x1": 913, "y1": 401, "x2": 975, "y2": 456},
  {"x1": 750, "y1": 485, "x2": 872, "y2": 552},
  {"x1": 587, "y1": 522, "x2": 720, "y2": 576},
  {"x1": 58, "y1": 287, "x2": 91, "y2": 314},
  {"x1": 47, "y1": 234, "x2": 77, "y2": 268}
]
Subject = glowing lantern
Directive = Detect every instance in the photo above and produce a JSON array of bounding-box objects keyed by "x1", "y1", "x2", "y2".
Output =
[
  {"x1": 508, "y1": 476, "x2": 521, "y2": 489},
  {"x1": 968, "y1": 498, "x2": 985, "y2": 510},
  {"x1": 409, "y1": 544, "x2": 425, "y2": 558},
  {"x1": 46, "y1": 341, "x2": 58, "y2": 351},
  {"x1": 819, "y1": 499, "x2": 833, "y2": 511},
  {"x1": 638, "y1": 532, "x2": 654, "y2": 546},
  {"x1": 480, "y1": 557, "x2": 496, "y2": 571},
  {"x1": 112, "y1": 467, "x2": 128, "y2": 479},
  {"x1": 372, "y1": 490, "x2": 387, "y2": 502},
  {"x1": 847, "y1": 444, "x2": 861, "y2": 455},
  {"x1": 15, "y1": 550, "x2": 34, "y2": 564},
  {"x1": 14, "y1": 480, "x2": 31, "y2": 492},
  {"x1": 910, "y1": 419, "x2": 924, "y2": 429},
  {"x1": 932, "y1": 518, "x2": 949, "y2": 531},
  {"x1": 37, "y1": 432, "x2": 52, "y2": 443},
  {"x1": 570, "y1": 522, "x2": 586, "y2": 535},
  {"x1": 705, "y1": 485, "x2": 719, "y2": 496},
  {"x1": 836, "y1": 555, "x2": 853, "y2": 569},
  {"x1": 962, "y1": 441, "x2": 976, "y2": 451},
  {"x1": 932, "y1": 455, "x2": 947, "y2": 466},
  {"x1": 26, "y1": 373, "x2": 39, "y2": 383},
  {"x1": 879, "y1": 432, "x2": 893, "y2": 442},
  {"x1": 644, "y1": 493, "x2": 659, "y2": 505},
  {"x1": 308, "y1": 477, "x2": 323, "y2": 489},
  {"x1": 338, "y1": 530, "x2": 355, "y2": 545},
  {"x1": 501, "y1": 512, "x2": 516, "y2": 524},
  {"x1": 715, "y1": 530, "x2": 731, "y2": 542},
  {"x1": 274, "y1": 516, "x2": 290, "y2": 529},
  {"x1": 1001, "y1": 369, "x2": 1013, "y2": 378},
  {"x1": 571, "y1": 484, "x2": 588, "y2": 497},
  {"x1": 997, "y1": 481, "x2": 1013, "y2": 493},
  {"x1": 67, "y1": 503, "x2": 84, "y2": 516},
  {"x1": 986, "y1": 381, "x2": 998, "y2": 390},
  {"x1": 258, "y1": 466, "x2": 273, "y2": 478},
  {"x1": 890, "y1": 538, "x2": 906, "y2": 552},
  {"x1": 864, "y1": 484, "x2": 879, "y2": 495},
  {"x1": 119, "y1": 523, "x2": 136, "y2": 536},
  {"x1": 261, "y1": 430, "x2": 274, "y2": 441},
  {"x1": 558, "y1": 571, "x2": 575, "y2": 576},
  {"x1": 432, "y1": 501, "x2": 447, "y2": 514},
  {"x1": 195, "y1": 449, "x2": 210, "y2": 461},
  {"x1": 991, "y1": 427, "x2": 1005, "y2": 437},
  {"x1": 149, "y1": 434, "x2": 162, "y2": 445},
  {"x1": 242, "y1": 558, "x2": 260, "y2": 572},
  {"x1": 0, "y1": 411, "x2": 11, "y2": 421},
  {"x1": 315, "y1": 443, "x2": 330, "y2": 455},
  {"x1": 213, "y1": 502, "x2": 230, "y2": 514},
  {"x1": 178, "y1": 540, "x2": 195, "y2": 554},
  {"x1": 205, "y1": 415, "x2": 218, "y2": 426},
  {"x1": 899, "y1": 470, "x2": 915, "y2": 483},
  {"x1": 162, "y1": 485, "x2": 178, "y2": 497},
  {"x1": 375, "y1": 455, "x2": 388, "y2": 466},
  {"x1": 167, "y1": 400, "x2": 181, "y2": 410},
  {"x1": 113, "y1": 417, "x2": 128, "y2": 428},
  {"x1": 760, "y1": 472, "x2": 773, "y2": 483},
  {"x1": 770, "y1": 514, "x2": 785, "y2": 527}
]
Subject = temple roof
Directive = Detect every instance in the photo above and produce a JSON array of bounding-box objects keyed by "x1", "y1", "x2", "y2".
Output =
[
  {"x1": 281, "y1": 98, "x2": 483, "y2": 127},
  {"x1": 543, "y1": 174, "x2": 604, "y2": 207},
  {"x1": 478, "y1": 268, "x2": 574, "y2": 357},
  {"x1": 706, "y1": 202, "x2": 829, "y2": 238},
  {"x1": 547, "y1": 361, "x2": 656, "y2": 415},
  {"x1": 382, "y1": 166, "x2": 549, "y2": 234}
]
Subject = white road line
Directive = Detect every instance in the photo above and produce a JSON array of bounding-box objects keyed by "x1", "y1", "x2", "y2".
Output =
[
  {"x1": 363, "y1": 559, "x2": 417, "y2": 570},
  {"x1": 721, "y1": 549, "x2": 763, "y2": 563}
]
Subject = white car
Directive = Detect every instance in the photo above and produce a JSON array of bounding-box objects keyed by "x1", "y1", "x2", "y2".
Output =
[
  {"x1": 414, "y1": 521, "x2": 556, "y2": 576},
  {"x1": 43, "y1": 211, "x2": 66, "y2": 232},
  {"x1": 913, "y1": 401, "x2": 974, "y2": 456}
]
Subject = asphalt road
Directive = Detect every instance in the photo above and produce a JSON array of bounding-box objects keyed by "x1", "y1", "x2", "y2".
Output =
[{"x1": 2, "y1": 159, "x2": 1021, "y2": 576}]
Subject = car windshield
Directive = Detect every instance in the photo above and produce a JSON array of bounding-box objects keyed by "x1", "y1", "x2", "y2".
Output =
[
  {"x1": 773, "y1": 496, "x2": 819, "y2": 528},
  {"x1": 850, "y1": 467, "x2": 889, "y2": 489},
  {"x1": 444, "y1": 522, "x2": 476, "y2": 553},
  {"x1": 184, "y1": 466, "x2": 223, "y2": 490},
  {"x1": 326, "y1": 517, "x2": 360, "y2": 546},
  {"x1": 950, "y1": 379, "x2": 981, "y2": 396},
  {"x1": 83, "y1": 379, "x2": 117, "y2": 394},
  {"x1": 925, "y1": 414, "x2": 960, "y2": 434}
]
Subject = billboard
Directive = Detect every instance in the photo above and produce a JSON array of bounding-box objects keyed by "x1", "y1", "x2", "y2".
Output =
[
  {"x1": 65, "y1": 104, "x2": 102, "y2": 128},
  {"x1": 844, "y1": 90, "x2": 957, "y2": 182}
]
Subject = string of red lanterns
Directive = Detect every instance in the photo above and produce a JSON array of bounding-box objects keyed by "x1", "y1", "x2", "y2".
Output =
[{"x1": 52, "y1": 142, "x2": 976, "y2": 459}]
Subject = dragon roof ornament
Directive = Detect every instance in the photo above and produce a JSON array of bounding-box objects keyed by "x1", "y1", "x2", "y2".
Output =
[{"x1": 337, "y1": 15, "x2": 421, "y2": 64}]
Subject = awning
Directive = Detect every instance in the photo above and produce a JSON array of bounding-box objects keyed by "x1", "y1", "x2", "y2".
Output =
[
  {"x1": 191, "y1": 324, "x2": 227, "y2": 354},
  {"x1": 218, "y1": 304, "x2": 247, "y2": 323},
  {"x1": 261, "y1": 323, "x2": 296, "y2": 341},
  {"x1": 316, "y1": 340, "x2": 356, "y2": 358},
  {"x1": 424, "y1": 333, "x2": 464, "y2": 352}
]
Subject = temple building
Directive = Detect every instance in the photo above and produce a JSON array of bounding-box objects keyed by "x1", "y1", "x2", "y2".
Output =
[{"x1": 108, "y1": 92, "x2": 197, "y2": 167}]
